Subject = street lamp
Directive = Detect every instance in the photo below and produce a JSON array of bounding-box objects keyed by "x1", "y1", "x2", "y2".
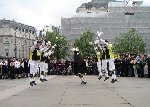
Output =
[
  {"x1": 56, "y1": 37, "x2": 59, "y2": 61},
  {"x1": 14, "y1": 31, "x2": 17, "y2": 58}
]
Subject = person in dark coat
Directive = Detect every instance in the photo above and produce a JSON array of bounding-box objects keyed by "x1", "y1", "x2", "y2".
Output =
[
  {"x1": 147, "y1": 56, "x2": 150, "y2": 78},
  {"x1": 72, "y1": 47, "x2": 87, "y2": 84},
  {"x1": 121, "y1": 55, "x2": 128, "y2": 77},
  {"x1": 23, "y1": 59, "x2": 29, "y2": 78},
  {"x1": 114, "y1": 56, "x2": 122, "y2": 76},
  {"x1": 1, "y1": 59, "x2": 7, "y2": 79}
]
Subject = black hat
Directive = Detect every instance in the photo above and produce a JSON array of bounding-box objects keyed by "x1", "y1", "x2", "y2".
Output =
[
  {"x1": 37, "y1": 40, "x2": 42, "y2": 43},
  {"x1": 105, "y1": 40, "x2": 108, "y2": 42}
]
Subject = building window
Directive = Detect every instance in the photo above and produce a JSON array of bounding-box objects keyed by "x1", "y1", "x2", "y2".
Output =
[
  {"x1": 28, "y1": 41, "x2": 30, "y2": 46},
  {"x1": 87, "y1": 12, "x2": 91, "y2": 13},
  {"x1": 21, "y1": 40, "x2": 23, "y2": 45},
  {"x1": 6, "y1": 52, "x2": 9, "y2": 56},
  {"x1": 4, "y1": 38, "x2": 9, "y2": 43},
  {"x1": 25, "y1": 29, "x2": 28, "y2": 33},
  {"x1": 25, "y1": 40, "x2": 27, "y2": 45},
  {"x1": 32, "y1": 31, "x2": 34, "y2": 34},
  {"x1": 22, "y1": 47, "x2": 24, "y2": 52},
  {"x1": 125, "y1": 12, "x2": 134, "y2": 15},
  {"x1": 15, "y1": 27, "x2": 18, "y2": 30},
  {"x1": 22, "y1": 53, "x2": 24, "y2": 58},
  {"x1": 11, "y1": 39, "x2": 13, "y2": 43}
]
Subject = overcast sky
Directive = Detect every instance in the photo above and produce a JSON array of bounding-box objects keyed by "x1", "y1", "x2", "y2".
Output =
[{"x1": 0, "y1": 0, "x2": 149, "y2": 30}]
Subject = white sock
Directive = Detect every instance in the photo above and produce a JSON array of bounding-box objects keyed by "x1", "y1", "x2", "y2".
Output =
[
  {"x1": 111, "y1": 74, "x2": 116, "y2": 79},
  {"x1": 81, "y1": 77, "x2": 86, "y2": 82},
  {"x1": 40, "y1": 75, "x2": 44, "y2": 79},
  {"x1": 29, "y1": 77, "x2": 32, "y2": 82},
  {"x1": 33, "y1": 77, "x2": 36, "y2": 81},
  {"x1": 98, "y1": 70, "x2": 102, "y2": 77},
  {"x1": 80, "y1": 77, "x2": 83, "y2": 82}
]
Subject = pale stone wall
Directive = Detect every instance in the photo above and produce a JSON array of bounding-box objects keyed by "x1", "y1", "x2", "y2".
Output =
[
  {"x1": 61, "y1": 2, "x2": 150, "y2": 58},
  {"x1": 0, "y1": 19, "x2": 36, "y2": 59}
]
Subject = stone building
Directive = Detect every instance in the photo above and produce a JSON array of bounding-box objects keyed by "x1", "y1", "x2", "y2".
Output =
[
  {"x1": 0, "y1": 19, "x2": 36, "y2": 59},
  {"x1": 61, "y1": 0, "x2": 150, "y2": 58},
  {"x1": 44, "y1": 25, "x2": 60, "y2": 33}
]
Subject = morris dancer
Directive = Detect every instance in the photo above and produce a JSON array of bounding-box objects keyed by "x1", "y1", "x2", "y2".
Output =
[
  {"x1": 93, "y1": 39, "x2": 103, "y2": 80},
  {"x1": 29, "y1": 40, "x2": 41, "y2": 86},
  {"x1": 39, "y1": 31, "x2": 55, "y2": 82},
  {"x1": 72, "y1": 47, "x2": 87, "y2": 84},
  {"x1": 97, "y1": 32, "x2": 117, "y2": 83}
]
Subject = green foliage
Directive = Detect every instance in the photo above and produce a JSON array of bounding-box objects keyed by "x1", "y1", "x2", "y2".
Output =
[
  {"x1": 114, "y1": 28, "x2": 146, "y2": 54},
  {"x1": 46, "y1": 31, "x2": 68, "y2": 60},
  {"x1": 74, "y1": 30, "x2": 95, "y2": 58}
]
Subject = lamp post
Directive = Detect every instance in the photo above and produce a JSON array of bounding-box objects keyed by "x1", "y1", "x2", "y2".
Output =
[
  {"x1": 14, "y1": 30, "x2": 17, "y2": 58},
  {"x1": 56, "y1": 37, "x2": 59, "y2": 61}
]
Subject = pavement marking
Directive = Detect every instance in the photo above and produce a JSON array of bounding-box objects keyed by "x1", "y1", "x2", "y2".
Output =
[
  {"x1": 0, "y1": 76, "x2": 56, "y2": 101},
  {"x1": 102, "y1": 83, "x2": 135, "y2": 107}
]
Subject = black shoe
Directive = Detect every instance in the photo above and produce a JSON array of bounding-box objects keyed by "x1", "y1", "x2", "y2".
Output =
[
  {"x1": 115, "y1": 79, "x2": 117, "y2": 81},
  {"x1": 76, "y1": 74, "x2": 79, "y2": 76},
  {"x1": 111, "y1": 79, "x2": 115, "y2": 83},
  {"x1": 40, "y1": 78, "x2": 44, "y2": 82},
  {"x1": 30, "y1": 82, "x2": 33, "y2": 86},
  {"x1": 98, "y1": 76, "x2": 102, "y2": 80},
  {"x1": 43, "y1": 79, "x2": 48, "y2": 81},
  {"x1": 32, "y1": 81, "x2": 37, "y2": 85},
  {"x1": 83, "y1": 81, "x2": 87, "y2": 84},
  {"x1": 81, "y1": 81, "x2": 87, "y2": 84},
  {"x1": 104, "y1": 77, "x2": 109, "y2": 81},
  {"x1": 81, "y1": 81, "x2": 84, "y2": 84}
]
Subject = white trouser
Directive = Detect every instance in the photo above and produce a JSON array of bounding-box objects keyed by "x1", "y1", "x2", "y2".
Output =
[
  {"x1": 102, "y1": 59, "x2": 109, "y2": 77},
  {"x1": 97, "y1": 61, "x2": 102, "y2": 76},
  {"x1": 39, "y1": 62, "x2": 48, "y2": 79},
  {"x1": 108, "y1": 59, "x2": 115, "y2": 71},
  {"x1": 45, "y1": 63, "x2": 48, "y2": 73},
  {"x1": 40, "y1": 62, "x2": 45, "y2": 72},
  {"x1": 40, "y1": 62, "x2": 48, "y2": 72},
  {"x1": 108, "y1": 58, "x2": 116, "y2": 80},
  {"x1": 80, "y1": 77, "x2": 86, "y2": 82},
  {"x1": 29, "y1": 76, "x2": 36, "y2": 82},
  {"x1": 29, "y1": 60, "x2": 39, "y2": 74}
]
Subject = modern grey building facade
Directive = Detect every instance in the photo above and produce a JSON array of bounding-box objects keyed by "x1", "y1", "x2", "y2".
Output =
[
  {"x1": 0, "y1": 19, "x2": 36, "y2": 59},
  {"x1": 61, "y1": 0, "x2": 150, "y2": 58}
]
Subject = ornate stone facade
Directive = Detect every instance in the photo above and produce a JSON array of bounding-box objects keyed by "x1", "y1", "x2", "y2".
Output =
[{"x1": 0, "y1": 19, "x2": 36, "y2": 58}]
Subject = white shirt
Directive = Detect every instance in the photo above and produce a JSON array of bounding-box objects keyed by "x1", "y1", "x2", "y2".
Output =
[{"x1": 14, "y1": 61, "x2": 20, "y2": 68}]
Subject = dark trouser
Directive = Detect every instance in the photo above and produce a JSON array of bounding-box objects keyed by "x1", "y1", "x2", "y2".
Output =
[
  {"x1": 137, "y1": 69, "x2": 144, "y2": 77},
  {"x1": 148, "y1": 66, "x2": 150, "y2": 78},
  {"x1": 10, "y1": 67, "x2": 15, "y2": 79}
]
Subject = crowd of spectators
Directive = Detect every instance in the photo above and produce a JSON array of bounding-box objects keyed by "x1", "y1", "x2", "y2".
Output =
[{"x1": 0, "y1": 53, "x2": 150, "y2": 80}]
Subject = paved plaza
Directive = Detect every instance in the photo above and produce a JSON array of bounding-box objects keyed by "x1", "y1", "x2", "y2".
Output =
[{"x1": 0, "y1": 76, "x2": 150, "y2": 107}]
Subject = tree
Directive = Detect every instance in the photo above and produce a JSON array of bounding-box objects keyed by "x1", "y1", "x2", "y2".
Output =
[
  {"x1": 74, "y1": 30, "x2": 95, "y2": 58},
  {"x1": 46, "y1": 31, "x2": 68, "y2": 60},
  {"x1": 114, "y1": 28, "x2": 146, "y2": 54}
]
